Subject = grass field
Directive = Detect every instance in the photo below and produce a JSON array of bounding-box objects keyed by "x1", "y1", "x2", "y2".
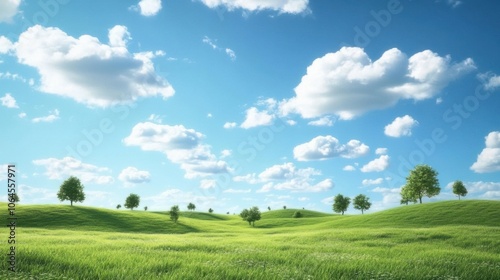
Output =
[{"x1": 1, "y1": 200, "x2": 499, "y2": 279}]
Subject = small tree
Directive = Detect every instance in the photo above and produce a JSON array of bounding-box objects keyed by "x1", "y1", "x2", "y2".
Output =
[
  {"x1": 268, "y1": 206, "x2": 271, "y2": 211},
  {"x1": 116, "y1": 204, "x2": 121, "y2": 210},
  {"x1": 353, "y1": 194, "x2": 371, "y2": 214},
  {"x1": 333, "y1": 194, "x2": 350, "y2": 215},
  {"x1": 124, "y1": 193, "x2": 140, "y2": 210},
  {"x1": 404, "y1": 165, "x2": 440, "y2": 204},
  {"x1": 240, "y1": 207, "x2": 261, "y2": 227},
  {"x1": 208, "y1": 208, "x2": 214, "y2": 213},
  {"x1": 187, "y1": 202, "x2": 196, "y2": 211},
  {"x1": 169, "y1": 205, "x2": 180, "y2": 223},
  {"x1": 9, "y1": 193, "x2": 19, "y2": 203},
  {"x1": 144, "y1": 206, "x2": 148, "y2": 211},
  {"x1": 452, "y1": 180, "x2": 468, "y2": 200},
  {"x1": 292, "y1": 211, "x2": 302, "y2": 218},
  {"x1": 283, "y1": 206, "x2": 286, "y2": 210},
  {"x1": 57, "y1": 176, "x2": 85, "y2": 206}
]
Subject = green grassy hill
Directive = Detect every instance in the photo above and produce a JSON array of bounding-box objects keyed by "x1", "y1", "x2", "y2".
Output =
[{"x1": 1, "y1": 200, "x2": 499, "y2": 234}]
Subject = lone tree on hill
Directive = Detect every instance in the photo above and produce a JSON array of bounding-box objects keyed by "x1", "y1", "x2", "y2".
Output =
[
  {"x1": 268, "y1": 206, "x2": 271, "y2": 211},
  {"x1": 144, "y1": 206, "x2": 148, "y2": 211},
  {"x1": 57, "y1": 176, "x2": 85, "y2": 206},
  {"x1": 283, "y1": 206, "x2": 286, "y2": 210},
  {"x1": 208, "y1": 208, "x2": 214, "y2": 213},
  {"x1": 452, "y1": 180, "x2": 468, "y2": 200},
  {"x1": 403, "y1": 165, "x2": 440, "y2": 204},
  {"x1": 187, "y1": 202, "x2": 196, "y2": 211},
  {"x1": 353, "y1": 194, "x2": 371, "y2": 214},
  {"x1": 170, "y1": 205, "x2": 180, "y2": 223},
  {"x1": 333, "y1": 194, "x2": 350, "y2": 215},
  {"x1": 116, "y1": 204, "x2": 121, "y2": 210},
  {"x1": 124, "y1": 193, "x2": 140, "y2": 210},
  {"x1": 240, "y1": 206, "x2": 261, "y2": 227}
]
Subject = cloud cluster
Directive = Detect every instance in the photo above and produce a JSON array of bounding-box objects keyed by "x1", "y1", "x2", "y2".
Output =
[
  {"x1": 293, "y1": 135, "x2": 369, "y2": 161},
  {"x1": 124, "y1": 122, "x2": 229, "y2": 178},
  {"x1": 199, "y1": 0, "x2": 310, "y2": 14},
  {"x1": 0, "y1": 0, "x2": 20, "y2": 23},
  {"x1": 384, "y1": 115, "x2": 418, "y2": 137},
  {"x1": 361, "y1": 155, "x2": 390, "y2": 172},
  {"x1": 32, "y1": 109, "x2": 60, "y2": 123},
  {"x1": 131, "y1": 0, "x2": 162, "y2": 16},
  {"x1": 32, "y1": 157, "x2": 114, "y2": 184},
  {"x1": 470, "y1": 131, "x2": 500, "y2": 173},
  {"x1": 118, "y1": 167, "x2": 151, "y2": 185},
  {"x1": 280, "y1": 47, "x2": 475, "y2": 120},
  {"x1": 12, "y1": 25, "x2": 173, "y2": 107},
  {"x1": 0, "y1": 93, "x2": 18, "y2": 108}
]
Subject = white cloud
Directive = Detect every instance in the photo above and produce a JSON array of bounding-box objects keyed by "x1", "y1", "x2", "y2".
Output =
[
  {"x1": 200, "y1": 179, "x2": 217, "y2": 189},
  {"x1": 321, "y1": 196, "x2": 334, "y2": 205},
  {"x1": 255, "y1": 162, "x2": 332, "y2": 193},
  {"x1": 436, "y1": 97, "x2": 443, "y2": 104},
  {"x1": 147, "y1": 114, "x2": 163, "y2": 124},
  {"x1": 220, "y1": 149, "x2": 232, "y2": 158},
  {"x1": 375, "y1": 148, "x2": 388, "y2": 155},
  {"x1": 298, "y1": 197, "x2": 309, "y2": 201},
  {"x1": 0, "y1": 0, "x2": 21, "y2": 23},
  {"x1": 0, "y1": 36, "x2": 14, "y2": 54},
  {"x1": 130, "y1": 0, "x2": 162, "y2": 16},
  {"x1": 32, "y1": 109, "x2": 60, "y2": 123},
  {"x1": 123, "y1": 122, "x2": 229, "y2": 178},
  {"x1": 223, "y1": 188, "x2": 251, "y2": 194},
  {"x1": 343, "y1": 165, "x2": 356, "y2": 171},
  {"x1": 32, "y1": 157, "x2": 114, "y2": 184},
  {"x1": 199, "y1": 0, "x2": 309, "y2": 14},
  {"x1": 202, "y1": 36, "x2": 218, "y2": 49},
  {"x1": 362, "y1": 178, "x2": 384, "y2": 186},
  {"x1": 18, "y1": 112, "x2": 26, "y2": 118},
  {"x1": 471, "y1": 131, "x2": 500, "y2": 173},
  {"x1": 446, "y1": 0, "x2": 462, "y2": 8},
  {"x1": 280, "y1": 47, "x2": 475, "y2": 120},
  {"x1": 308, "y1": 116, "x2": 335, "y2": 127},
  {"x1": 240, "y1": 107, "x2": 275, "y2": 129},
  {"x1": 225, "y1": 48, "x2": 236, "y2": 61},
  {"x1": 480, "y1": 73, "x2": 500, "y2": 90},
  {"x1": 233, "y1": 173, "x2": 260, "y2": 184},
  {"x1": 17, "y1": 184, "x2": 56, "y2": 203},
  {"x1": 0, "y1": 93, "x2": 18, "y2": 108},
  {"x1": 293, "y1": 135, "x2": 369, "y2": 161},
  {"x1": 361, "y1": 155, "x2": 390, "y2": 172},
  {"x1": 118, "y1": 167, "x2": 151, "y2": 185},
  {"x1": 384, "y1": 115, "x2": 418, "y2": 137},
  {"x1": 223, "y1": 122, "x2": 237, "y2": 129},
  {"x1": 13, "y1": 25, "x2": 174, "y2": 107}
]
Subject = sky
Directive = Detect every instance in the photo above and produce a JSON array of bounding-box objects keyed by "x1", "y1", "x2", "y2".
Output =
[{"x1": 0, "y1": 0, "x2": 499, "y2": 214}]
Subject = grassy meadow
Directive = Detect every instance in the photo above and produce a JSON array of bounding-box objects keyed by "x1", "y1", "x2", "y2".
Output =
[{"x1": 1, "y1": 200, "x2": 499, "y2": 279}]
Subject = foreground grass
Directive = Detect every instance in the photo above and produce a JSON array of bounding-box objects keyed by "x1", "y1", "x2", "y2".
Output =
[{"x1": 0, "y1": 200, "x2": 499, "y2": 279}]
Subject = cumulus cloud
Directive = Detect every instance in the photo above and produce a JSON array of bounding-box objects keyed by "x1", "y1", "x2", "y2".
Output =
[
  {"x1": 198, "y1": 0, "x2": 310, "y2": 14},
  {"x1": 0, "y1": 0, "x2": 21, "y2": 23},
  {"x1": 480, "y1": 73, "x2": 500, "y2": 90},
  {"x1": 361, "y1": 155, "x2": 390, "y2": 172},
  {"x1": 470, "y1": 131, "x2": 500, "y2": 173},
  {"x1": 343, "y1": 165, "x2": 356, "y2": 171},
  {"x1": 123, "y1": 122, "x2": 229, "y2": 178},
  {"x1": 293, "y1": 135, "x2": 369, "y2": 161},
  {"x1": 0, "y1": 93, "x2": 18, "y2": 108},
  {"x1": 280, "y1": 47, "x2": 475, "y2": 120},
  {"x1": 240, "y1": 107, "x2": 275, "y2": 129},
  {"x1": 12, "y1": 25, "x2": 173, "y2": 107},
  {"x1": 375, "y1": 148, "x2": 388, "y2": 155},
  {"x1": 32, "y1": 109, "x2": 60, "y2": 123},
  {"x1": 118, "y1": 167, "x2": 151, "y2": 185},
  {"x1": 0, "y1": 36, "x2": 14, "y2": 54},
  {"x1": 362, "y1": 178, "x2": 384, "y2": 186},
  {"x1": 384, "y1": 115, "x2": 418, "y2": 137},
  {"x1": 308, "y1": 116, "x2": 335, "y2": 127},
  {"x1": 223, "y1": 122, "x2": 237, "y2": 129},
  {"x1": 32, "y1": 157, "x2": 114, "y2": 184},
  {"x1": 132, "y1": 0, "x2": 162, "y2": 16}
]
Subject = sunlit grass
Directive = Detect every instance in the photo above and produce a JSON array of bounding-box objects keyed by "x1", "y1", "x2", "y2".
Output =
[{"x1": 0, "y1": 200, "x2": 499, "y2": 279}]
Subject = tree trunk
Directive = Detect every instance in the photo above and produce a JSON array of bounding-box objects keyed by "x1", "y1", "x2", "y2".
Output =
[
  {"x1": 361, "y1": 209, "x2": 364, "y2": 214},
  {"x1": 341, "y1": 211, "x2": 344, "y2": 215},
  {"x1": 458, "y1": 195, "x2": 461, "y2": 200},
  {"x1": 419, "y1": 196, "x2": 422, "y2": 204},
  {"x1": 71, "y1": 200, "x2": 73, "y2": 206}
]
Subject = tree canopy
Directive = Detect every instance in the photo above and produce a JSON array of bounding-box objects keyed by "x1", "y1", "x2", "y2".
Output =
[
  {"x1": 170, "y1": 205, "x2": 180, "y2": 223},
  {"x1": 240, "y1": 206, "x2": 261, "y2": 227},
  {"x1": 452, "y1": 180, "x2": 468, "y2": 200},
  {"x1": 353, "y1": 194, "x2": 371, "y2": 214},
  {"x1": 124, "y1": 193, "x2": 140, "y2": 210},
  {"x1": 57, "y1": 176, "x2": 85, "y2": 206},
  {"x1": 187, "y1": 202, "x2": 196, "y2": 211},
  {"x1": 403, "y1": 165, "x2": 440, "y2": 204},
  {"x1": 333, "y1": 194, "x2": 350, "y2": 215}
]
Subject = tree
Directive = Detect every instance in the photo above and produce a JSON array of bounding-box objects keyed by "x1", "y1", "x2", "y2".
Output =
[
  {"x1": 400, "y1": 186, "x2": 417, "y2": 205},
  {"x1": 208, "y1": 208, "x2": 214, "y2": 213},
  {"x1": 144, "y1": 206, "x2": 148, "y2": 211},
  {"x1": 187, "y1": 202, "x2": 196, "y2": 211},
  {"x1": 9, "y1": 193, "x2": 19, "y2": 203},
  {"x1": 283, "y1": 206, "x2": 286, "y2": 210},
  {"x1": 333, "y1": 194, "x2": 350, "y2": 215},
  {"x1": 240, "y1": 206, "x2": 261, "y2": 227},
  {"x1": 353, "y1": 194, "x2": 371, "y2": 214},
  {"x1": 292, "y1": 211, "x2": 302, "y2": 218},
  {"x1": 116, "y1": 204, "x2": 121, "y2": 210},
  {"x1": 169, "y1": 205, "x2": 180, "y2": 223},
  {"x1": 404, "y1": 165, "x2": 440, "y2": 204},
  {"x1": 57, "y1": 176, "x2": 85, "y2": 206},
  {"x1": 452, "y1": 180, "x2": 468, "y2": 200},
  {"x1": 267, "y1": 206, "x2": 271, "y2": 211},
  {"x1": 124, "y1": 193, "x2": 140, "y2": 210}
]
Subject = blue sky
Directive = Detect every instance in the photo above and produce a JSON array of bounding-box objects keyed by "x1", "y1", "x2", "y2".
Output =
[{"x1": 1, "y1": 0, "x2": 499, "y2": 214}]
